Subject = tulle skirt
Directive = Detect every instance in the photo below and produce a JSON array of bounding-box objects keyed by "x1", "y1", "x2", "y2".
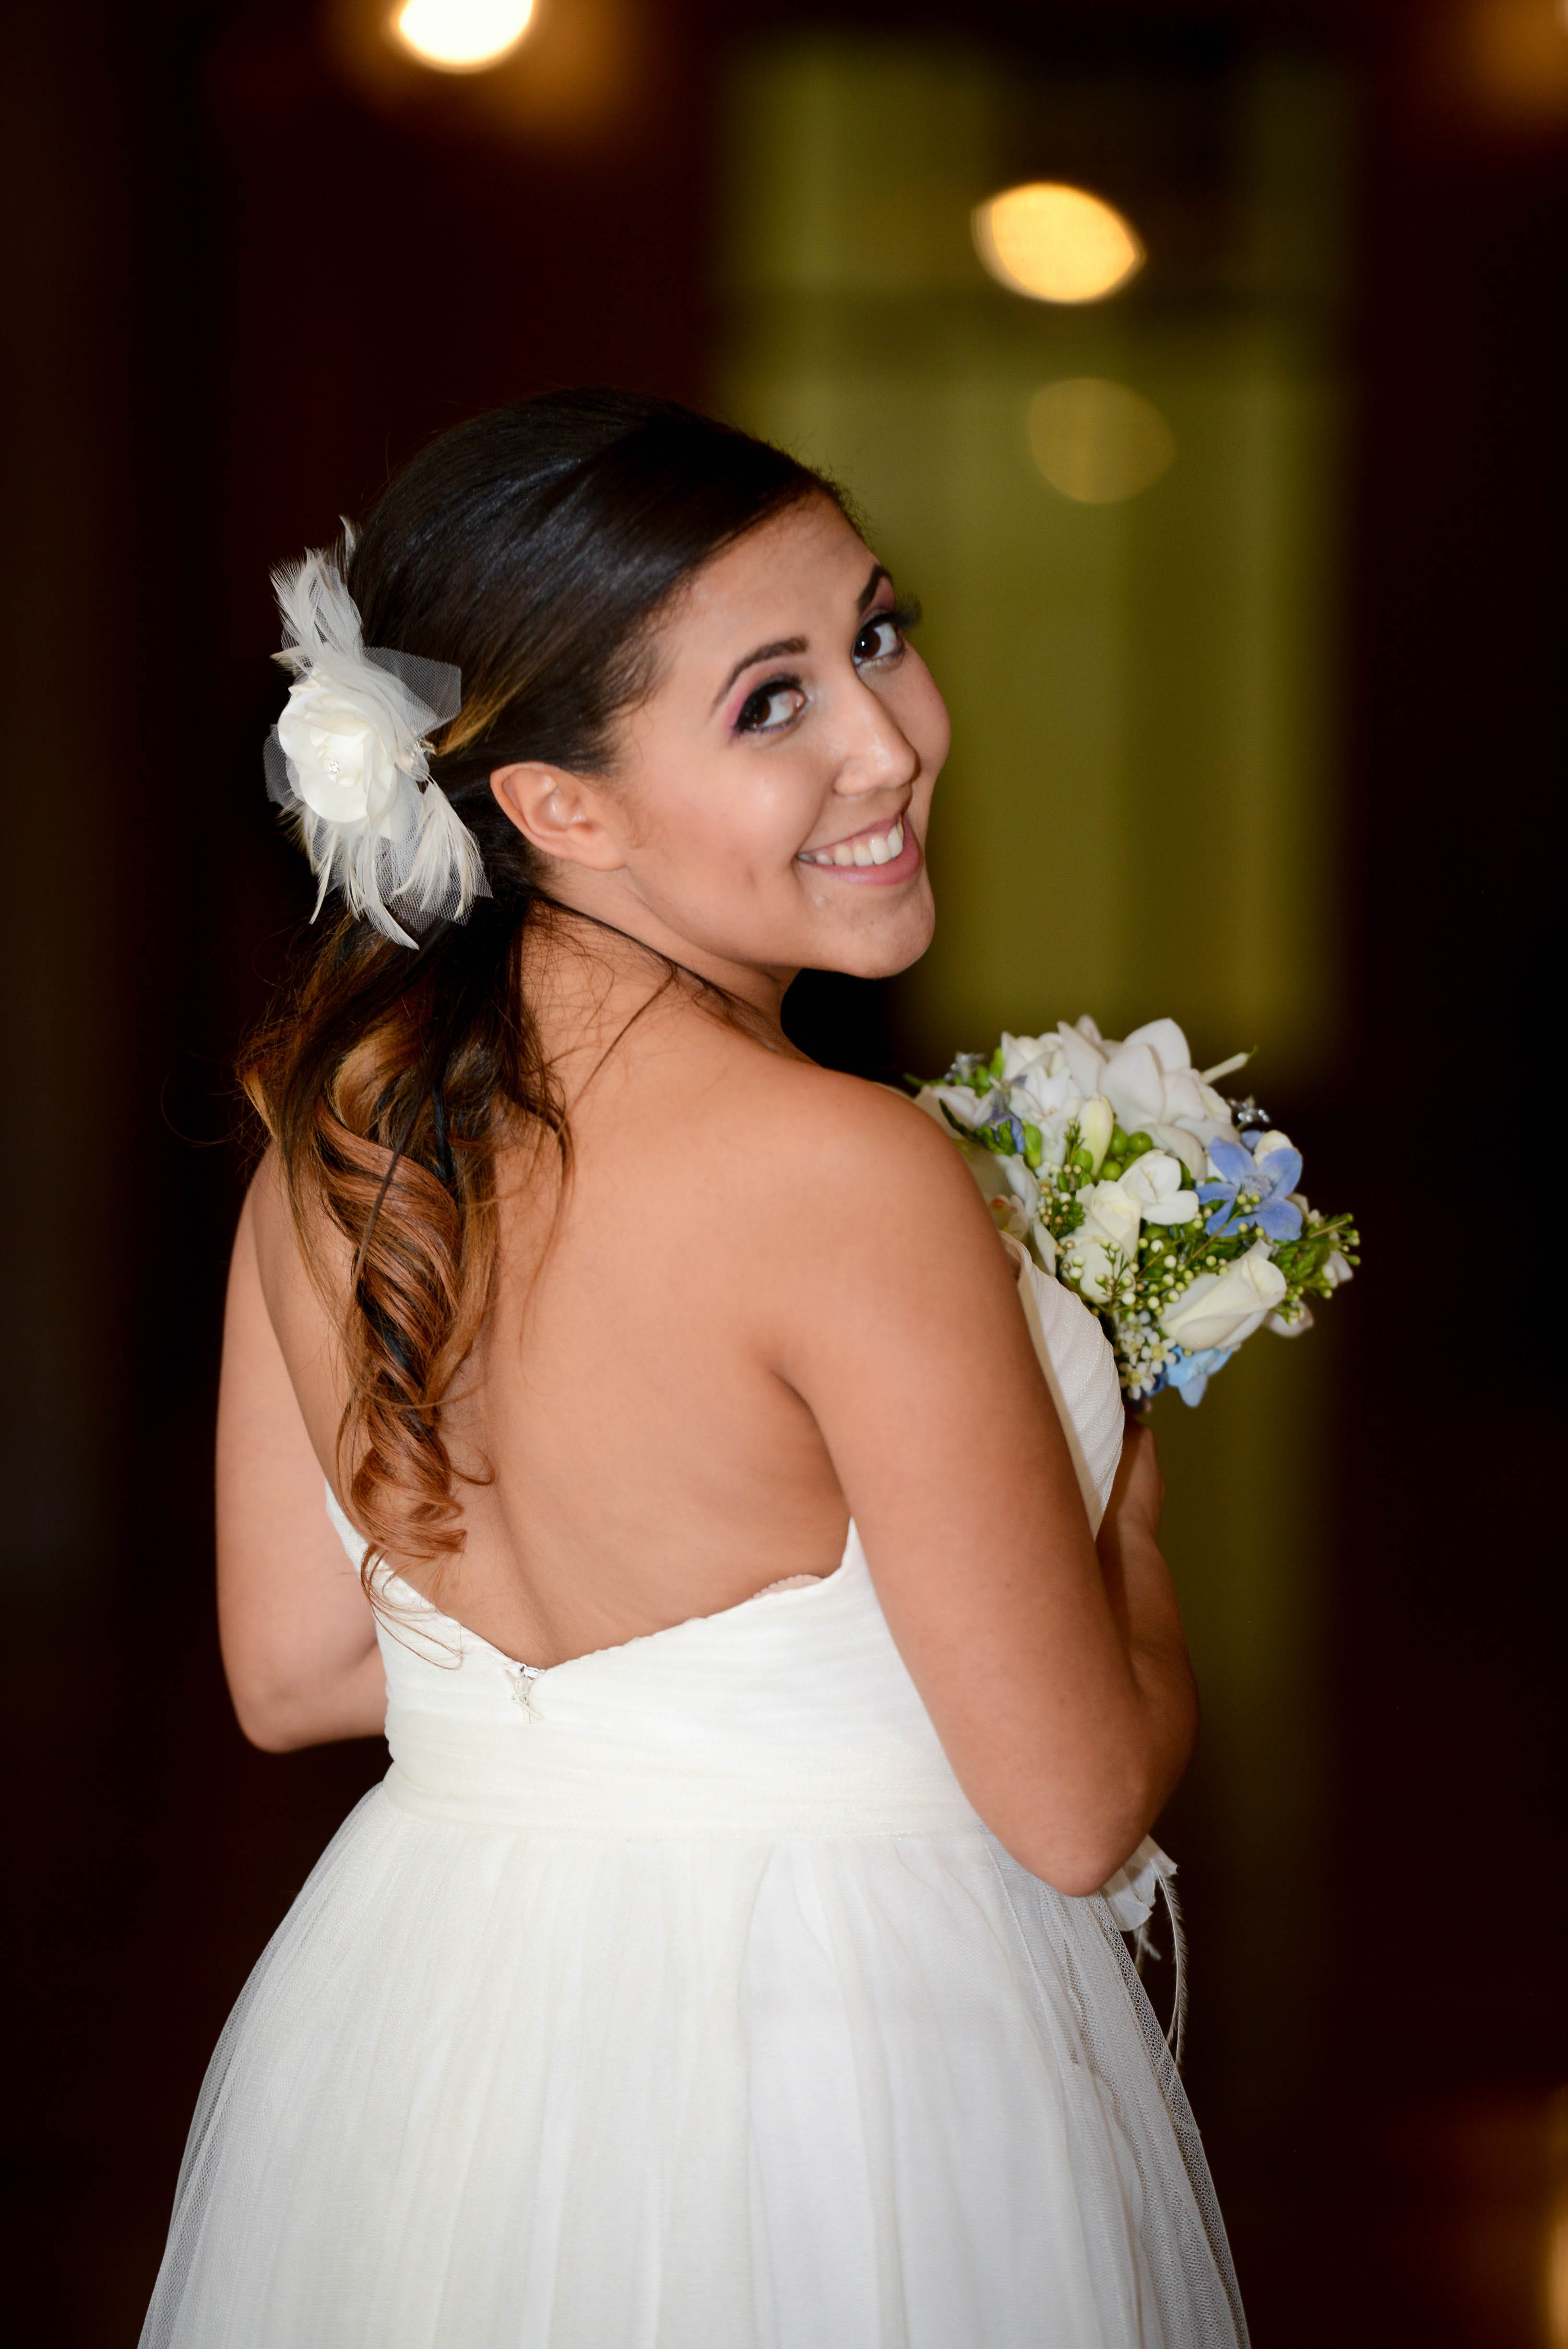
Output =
[{"x1": 141, "y1": 1784, "x2": 1246, "y2": 2348}]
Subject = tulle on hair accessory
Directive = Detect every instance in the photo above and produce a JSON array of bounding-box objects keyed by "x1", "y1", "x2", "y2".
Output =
[{"x1": 264, "y1": 531, "x2": 489, "y2": 948}]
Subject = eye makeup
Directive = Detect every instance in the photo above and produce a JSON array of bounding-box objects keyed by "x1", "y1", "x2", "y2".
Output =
[{"x1": 731, "y1": 596, "x2": 922, "y2": 737}]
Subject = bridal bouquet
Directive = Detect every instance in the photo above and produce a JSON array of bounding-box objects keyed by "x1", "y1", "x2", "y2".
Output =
[{"x1": 914, "y1": 1017, "x2": 1357, "y2": 1408}]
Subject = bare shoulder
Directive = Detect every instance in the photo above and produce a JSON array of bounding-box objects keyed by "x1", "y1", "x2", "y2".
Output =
[
  {"x1": 681, "y1": 1029, "x2": 1002, "y2": 1275},
  {"x1": 245, "y1": 1141, "x2": 352, "y2": 1305},
  {"x1": 244, "y1": 1144, "x2": 307, "y2": 1307},
  {"x1": 245, "y1": 1144, "x2": 287, "y2": 1261},
  {"x1": 744, "y1": 1052, "x2": 959, "y2": 1177}
]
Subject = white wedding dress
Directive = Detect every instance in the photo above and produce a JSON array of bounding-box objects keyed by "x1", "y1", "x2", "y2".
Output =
[{"x1": 142, "y1": 1255, "x2": 1247, "y2": 2347}]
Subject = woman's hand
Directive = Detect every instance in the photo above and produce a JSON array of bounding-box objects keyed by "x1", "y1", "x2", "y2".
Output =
[
  {"x1": 1092, "y1": 1415, "x2": 1194, "y2": 1788},
  {"x1": 1096, "y1": 1418, "x2": 1165, "y2": 1622}
]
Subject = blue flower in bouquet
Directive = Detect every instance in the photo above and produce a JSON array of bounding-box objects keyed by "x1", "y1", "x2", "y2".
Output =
[
  {"x1": 1197, "y1": 1138, "x2": 1303, "y2": 1243},
  {"x1": 1165, "y1": 1346, "x2": 1235, "y2": 1407}
]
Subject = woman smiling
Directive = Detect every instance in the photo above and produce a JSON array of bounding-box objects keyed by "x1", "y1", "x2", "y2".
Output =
[{"x1": 141, "y1": 390, "x2": 1246, "y2": 2349}]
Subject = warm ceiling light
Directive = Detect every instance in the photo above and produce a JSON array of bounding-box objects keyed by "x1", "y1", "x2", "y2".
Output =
[
  {"x1": 974, "y1": 183, "x2": 1144, "y2": 304},
  {"x1": 392, "y1": 0, "x2": 536, "y2": 73},
  {"x1": 1027, "y1": 379, "x2": 1174, "y2": 504}
]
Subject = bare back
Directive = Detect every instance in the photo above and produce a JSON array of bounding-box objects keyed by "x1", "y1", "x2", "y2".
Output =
[{"x1": 254, "y1": 968, "x2": 859, "y2": 1670}]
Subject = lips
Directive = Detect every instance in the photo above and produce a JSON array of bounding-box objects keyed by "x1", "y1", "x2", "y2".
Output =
[{"x1": 798, "y1": 816, "x2": 906, "y2": 869}]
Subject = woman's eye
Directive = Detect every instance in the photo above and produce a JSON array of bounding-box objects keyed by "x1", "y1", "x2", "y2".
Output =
[
  {"x1": 854, "y1": 612, "x2": 905, "y2": 666},
  {"x1": 735, "y1": 680, "x2": 806, "y2": 735}
]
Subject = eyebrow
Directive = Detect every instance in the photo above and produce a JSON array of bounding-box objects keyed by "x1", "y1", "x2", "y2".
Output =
[{"x1": 709, "y1": 562, "x2": 892, "y2": 713}]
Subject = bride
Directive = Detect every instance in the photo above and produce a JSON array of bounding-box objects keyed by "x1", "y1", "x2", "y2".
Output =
[{"x1": 142, "y1": 389, "x2": 1247, "y2": 2346}]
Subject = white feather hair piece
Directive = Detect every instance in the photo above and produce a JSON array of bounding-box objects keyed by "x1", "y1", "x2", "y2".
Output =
[{"x1": 263, "y1": 529, "x2": 488, "y2": 948}]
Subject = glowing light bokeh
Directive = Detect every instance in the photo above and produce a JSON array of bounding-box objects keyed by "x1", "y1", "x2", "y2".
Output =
[
  {"x1": 392, "y1": 0, "x2": 536, "y2": 72},
  {"x1": 973, "y1": 183, "x2": 1144, "y2": 304},
  {"x1": 1027, "y1": 379, "x2": 1174, "y2": 505}
]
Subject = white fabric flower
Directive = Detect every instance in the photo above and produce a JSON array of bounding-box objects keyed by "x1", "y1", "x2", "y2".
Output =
[
  {"x1": 276, "y1": 677, "x2": 406, "y2": 829},
  {"x1": 1119, "y1": 1150, "x2": 1200, "y2": 1226},
  {"x1": 1161, "y1": 1240, "x2": 1286, "y2": 1352},
  {"x1": 265, "y1": 536, "x2": 487, "y2": 948}
]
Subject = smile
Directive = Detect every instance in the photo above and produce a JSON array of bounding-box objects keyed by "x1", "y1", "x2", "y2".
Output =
[{"x1": 798, "y1": 816, "x2": 907, "y2": 870}]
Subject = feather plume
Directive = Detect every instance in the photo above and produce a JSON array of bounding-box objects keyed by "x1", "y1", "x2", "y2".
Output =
[{"x1": 263, "y1": 534, "x2": 486, "y2": 947}]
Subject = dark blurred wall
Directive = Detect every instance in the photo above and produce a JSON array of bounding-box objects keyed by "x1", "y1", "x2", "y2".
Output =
[
  {"x1": 2, "y1": 4, "x2": 1564, "y2": 2343},
  {"x1": 2, "y1": 4, "x2": 724, "y2": 2335}
]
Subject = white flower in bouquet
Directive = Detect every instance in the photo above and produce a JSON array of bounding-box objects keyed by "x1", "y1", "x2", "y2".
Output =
[
  {"x1": 1063, "y1": 1174, "x2": 1143, "y2": 1304},
  {"x1": 1072, "y1": 1095, "x2": 1115, "y2": 1175},
  {"x1": 1119, "y1": 1151, "x2": 1200, "y2": 1226},
  {"x1": 914, "y1": 1016, "x2": 1358, "y2": 1409},
  {"x1": 1073, "y1": 1179, "x2": 1143, "y2": 1262},
  {"x1": 1052, "y1": 1016, "x2": 1240, "y2": 1177},
  {"x1": 1160, "y1": 1240, "x2": 1287, "y2": 1352},
  {"x1": 920, "y1": 1080, "x2": 1002, "y2": 1132}
]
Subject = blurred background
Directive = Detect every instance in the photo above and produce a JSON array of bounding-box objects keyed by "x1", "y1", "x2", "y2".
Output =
[{"x1": 2, "y1": 0, "x2": 1564, "y2": 2340}]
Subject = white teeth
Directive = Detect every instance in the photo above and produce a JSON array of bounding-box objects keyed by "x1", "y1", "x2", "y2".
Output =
[{"x1": 801, "y1": 817, "x2": 907, "y2": 869}]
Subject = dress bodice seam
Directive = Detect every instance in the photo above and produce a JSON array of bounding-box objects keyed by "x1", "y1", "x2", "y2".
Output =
[{"x1": 368, "y1": 1522, "x2": 860, "y2": 1685}]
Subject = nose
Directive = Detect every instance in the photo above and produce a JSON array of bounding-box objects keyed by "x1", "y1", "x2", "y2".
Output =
[{"x1": 830, "y1": 673, "x2": 920, "y2": 800}]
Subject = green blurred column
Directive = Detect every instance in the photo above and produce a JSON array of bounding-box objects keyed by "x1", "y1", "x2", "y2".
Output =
[{"x1": 718, "y1": 32, "x2": 1348, "y2": 2128}]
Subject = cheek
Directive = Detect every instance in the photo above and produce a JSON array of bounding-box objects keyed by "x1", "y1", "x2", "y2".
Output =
[
  {"x1": 639, "y1": 759, "x2": 811, "y2": 890},
  {"x1": 725, "y1": 769, "x2": 825, "y2": 884}
]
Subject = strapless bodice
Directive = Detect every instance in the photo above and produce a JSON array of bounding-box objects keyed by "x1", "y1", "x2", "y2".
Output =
[
  {"x1": 326, "y1": 1264, "x2": 1125, "y2": 1844},
  {"x1": 359, "y1": 1520, "x2": 983, "y2": 1838}
]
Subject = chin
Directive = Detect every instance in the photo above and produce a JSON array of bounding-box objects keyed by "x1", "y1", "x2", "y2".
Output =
[{"x1": 822, "y1": 891, "x2": 936, "y2": 981}]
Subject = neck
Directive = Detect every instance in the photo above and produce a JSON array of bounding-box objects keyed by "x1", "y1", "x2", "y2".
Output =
[
  {"x1": 531, "y1": 876, "x2": 797, "y2": 1034},
  {"x1": 521, "y1": 891, "x2": 801, "y2": 1074}
]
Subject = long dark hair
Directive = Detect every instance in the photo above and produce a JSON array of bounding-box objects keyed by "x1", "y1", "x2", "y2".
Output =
[{"x1": 241, "y1": 391, "x2": 841, "y2": 1584}]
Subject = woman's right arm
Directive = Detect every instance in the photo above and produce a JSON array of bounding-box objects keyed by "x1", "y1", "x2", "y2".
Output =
[
  {"x1": 215, "y1": 1180, "x2": 387, "y2": 1752},
  {"x1": 760, "y1": 1078, "x2": 1197, "y2": 1896}
]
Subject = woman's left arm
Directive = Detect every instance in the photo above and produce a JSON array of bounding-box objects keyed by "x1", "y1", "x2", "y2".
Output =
[{"x1": 215, "y1": 1186, "x2": 387, "y2": 1752}]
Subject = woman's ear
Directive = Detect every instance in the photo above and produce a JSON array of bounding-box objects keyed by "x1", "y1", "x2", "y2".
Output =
[{"x1": 489, "y1": 763, "x2": 628, "y2": 872}]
